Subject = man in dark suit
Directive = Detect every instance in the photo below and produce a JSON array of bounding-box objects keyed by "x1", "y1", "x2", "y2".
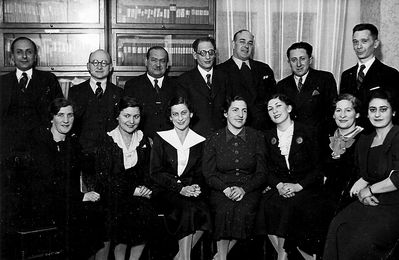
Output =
[
  {"x1": 0, "y1": 36, "x2": 63, "y2": 259},
  {"x1": 69, "y1": 49, "x2": 122, "y2": 154},
  {"x1": 277, "y1": 42, "x2": 337, "y2": 139},
  {"x1": 124, "y1": 46, "x2": 177, "y2": 139},
  {"x1": 340, "y1": 23, "x2": 399, "y2": 129},
  {"x1": 177, "y1": 36, "x2": 230, "y2": 137},
  {"x1": 217, "y1": 29, "x2": 276, "y2": 131}
]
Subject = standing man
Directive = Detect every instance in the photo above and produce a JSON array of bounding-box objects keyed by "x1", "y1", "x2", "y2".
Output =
[
  {"x1": 124, "y1": 46, "x2": 178, "y2": 139},
  {"x1": 177, "y1": 36, "x2": 230, "y2": 137},
  {"x1": 69, "y1": 49, "x2": 122, "y2": 154},
  {"x1": 340, "y1": 23, "x2": 399, "y2": 129},
  {"x1": 217, "y1": 29, "x2": 276, "y2": 131},
  {"x1": 0, "y1": 36, "x2": 63, "y2": 259},
  {"x1": 277, "y1": 42, "x2": 337, "y2": 139}
]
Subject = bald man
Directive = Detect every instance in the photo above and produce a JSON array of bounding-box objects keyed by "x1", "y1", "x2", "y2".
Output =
[{"x1": 69, "y1": 49, "x2": 122, "y2": 153}]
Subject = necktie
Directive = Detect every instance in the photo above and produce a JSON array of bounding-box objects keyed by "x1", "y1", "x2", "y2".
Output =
[
  {"x1": 357, "y1": 64, "x2": 366, "y2": 90},
  {"x1": 206, "y1": 74, "x2": 212, "y2": 89},
  {"x1": 95, "y1": 82, "x2": 103, "y2": 99},
  {"x1": 19, "y1": 72, "x2": 28, "y2": 92},
  {"x1": 240, "y1": 62, "x2": 253, "y2": 85},
  {"x1": 154, "y1": 79, "x2": 160, "y2": 93},
  {"x1": 297, "y1": 77, "x2": 303, "y2": 92}
]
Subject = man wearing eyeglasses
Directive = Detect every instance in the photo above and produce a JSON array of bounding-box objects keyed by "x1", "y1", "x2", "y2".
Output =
[
  {"x1": 177, "y1": 36, "x2": 230, "y2": 137},
  {"x1": 69, "y1": 49, "x2": 122, "y2": 154},
  {"x1": 217, "y1": 29, "x2": 276, "y2": 131},
  {"x1": 124, "y1": 46, "x2": 178, "y2": 139}
]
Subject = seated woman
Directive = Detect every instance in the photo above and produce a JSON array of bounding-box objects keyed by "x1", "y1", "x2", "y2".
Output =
[
  {"x1": 29, "y1": 98, "x2": 103, "y2": 259},
  {"x1": 96, "y1": 96, "x2": 158, "y2": 260},
  {"x1": 324, "y1": 93, "x2": 363, "y2": 215},
  {"x1": 256, "y1": 94, "x2": 324, "y2": 260},
  {"x1": 323, "y1": 90, "x2": 399, "y2": 260},
  {"x1": 150, "y1": 96, "x2": 211, "y2": 260},
  {"x1": 202, "y1": 96, "x2": 267, "y2": 260}
]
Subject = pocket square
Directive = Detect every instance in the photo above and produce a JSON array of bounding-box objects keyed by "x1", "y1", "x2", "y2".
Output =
[
  {"x1": 312, "y1": 90, "x2": 320, "y2": 96},
  {"x1": 369, "y1": 86, "x2": 381, "y2": 91}
]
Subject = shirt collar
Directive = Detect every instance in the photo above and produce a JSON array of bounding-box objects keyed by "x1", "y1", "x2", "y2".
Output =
[
  {"x1": 197, "y1": 65, "x2": 214, "y2": 83},
  {"x1": 157, "y1": 129, "x2": 205, "y2": 150},
  {"x1": 357, "y1": 56, "x2": 375, "y2": 75},
  {"x1": 16, "y1": 68, "x2": 33, "y2": 79},
  {"x1": 147, "y1": 74, "x2": 164, "y2": 88},
  {"x1": 294, "y1": 70, "x2": 309, "y2": 85},
  {"x1": 89, "y1": 77, "x2": 107, "y2": 93},
  {"x1": 232, "y1": 56, "x2": 251, "y2": 69},
  {"x1": 226, "y1": 127, "x2": 246, "y2": 142}
]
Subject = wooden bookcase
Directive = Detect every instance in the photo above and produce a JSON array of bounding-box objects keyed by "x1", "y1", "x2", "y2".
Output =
[{"x1": 0, "y1": 0, "x2": 216, "y2": 91}]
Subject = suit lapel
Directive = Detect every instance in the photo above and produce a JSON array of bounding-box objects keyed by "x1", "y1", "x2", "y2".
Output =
[{"x1": 193, "y1": 69, "x2": 212, "y2": 98}]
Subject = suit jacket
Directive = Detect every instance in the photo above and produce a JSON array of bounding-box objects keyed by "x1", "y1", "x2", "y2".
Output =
[
  {"x1": 217, "y1": 57, "x2": 276, "y2": 130},
  {"x1": 264, "y1": 122, "x2": 322, "y2": 189},
  {"x1": 340, "y1": 59, "x2": 399, "y2": 128},
  {"x1": 68, "y1": 79, "x2": 122, "y2": 153},
  {"x1": 0, "y1": 69, "x2": 63, "y2": 156},
  {"x1": 124, "y1": 73, "x2": 178, "y2": 139},
  {"x1": 177, "y1": 67, "x2": 230, "y2": 137},
  {"x1": 277, "y1": 68, "x2": 337, "y2": 133},
  {"x1": 149, "y1": 131, "x2": 205, "y2": 194}
]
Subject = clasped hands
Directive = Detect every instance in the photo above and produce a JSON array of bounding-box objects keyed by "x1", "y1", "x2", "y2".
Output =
[
  {"x1": 133, "y1": 185, "x2": 152, "y2": 199},
  {"x1": 180, "y1": 184, "x2": 201, "y2": 197},
  {"x1": 223, "y1": 186, "x2": 245, "y2": 201},
  {"x1": 277, "y1": 182, "x2": 302, "y2": 198},
  {"x1": 350, "y1": 178, "x2": 379, "y2": 206},
  {"x1": 83, "y1": 191, "x2": 100, "y2": 202}
]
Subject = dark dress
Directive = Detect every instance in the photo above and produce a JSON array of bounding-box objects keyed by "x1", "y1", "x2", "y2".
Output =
[
  {"x1": 98, "y1": 130, "x2": 158, "y2": 246},
  {"x1": 256, "y1": 123, "x2": 325, "y2": 254},
  {"x1": 323, "y1": 127, "x2": 362, "y2": 215},
  {"x1": 323, "y1": 126, "x2": 399, "y2": 260},
  {"x1": 150, "y1": 129, "x2": 211, "y2": 239},
  {"x1": 202, "y1": 127, "x2": 267, "y2": 240},
  {"x1": 27, "y1": 128, "x2": 101, "y2": 259}
]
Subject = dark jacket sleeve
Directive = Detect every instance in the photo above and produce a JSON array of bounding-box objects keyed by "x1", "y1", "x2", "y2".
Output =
[{"x1": 149, "y1": 134, "x2": 184, "y2": 193}]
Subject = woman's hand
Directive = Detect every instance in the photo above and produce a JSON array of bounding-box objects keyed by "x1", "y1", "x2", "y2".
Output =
[
  {"x1": 350, "y1": 178, "x2": 369, "y2": 197},
  {"x1": 360, "y1": 195, "x2": 379, "y2": 206},
  {"x1": 134, "y1": 186, "x2": 152, "y2": 198},
  {"x1": 180, "y1": 184, "x2": 201, "y2": 197},
  {"x1": 223, "y1": 187, "x2": 233, "y2": 198},
  {"x1": 228, "y1": 186, "x2": 245, "y2": 201},
  {"x1": 83, "y1": 191, "x2": 100, "y2": 202}
]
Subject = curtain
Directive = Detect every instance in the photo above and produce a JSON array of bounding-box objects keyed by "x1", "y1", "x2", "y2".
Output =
[{"x1": 216, "y1": 0, "x2": 348, "y2": 83}]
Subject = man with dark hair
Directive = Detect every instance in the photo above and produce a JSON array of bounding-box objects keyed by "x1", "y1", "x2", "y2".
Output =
[
  {"x1": 340, "y1": 23, "x2": 399, "y2": 129},
  {"x1": 277, "y1": 41, "x2": 337, "y2": 138},
  {"x1": 217, "y1": 29, "x2": 276, "y2": 131},
  {"x1": 0, "y1": 36, "x2": 63, "y2": 259},
  {"x1": 124, "y1": 46, "x2": 178, "y2": 139},
  {"x1": 69, "y1": 49, "x2": 122, "y2": 154},
  {"x1": 177, "y1": 36, "x2": 230, "y2": 137}
]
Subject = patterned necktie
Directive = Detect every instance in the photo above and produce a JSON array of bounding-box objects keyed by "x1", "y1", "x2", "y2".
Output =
[
  {"x1": 357, "y1": 64, "x2": 366, "y2": 90},
  {"x1": 19, "y1": 72, "x2": 28, "y2": 92},
  {"x1": 206, "y1": 74, "x2": 212, "y2": 89},
  {"x1": 154, "y1": 79, "x2": 160, "y2": 93},
  {"x1": 95, "y1": 82, "x2": 103, "y2": 99},
  {"x1": 297, "y1": 76, "x2": 303, "y2": 92}
]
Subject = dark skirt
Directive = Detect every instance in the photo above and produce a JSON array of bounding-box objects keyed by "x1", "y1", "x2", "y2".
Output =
[
  {"x1": 110, "y1": 196, "x2": 159, "y2": 246},
  {"x1": 256, "y1": 189, "x2": 328, "y2": 254},
  {"x1": 210, "y1": 190, "x2": 261, "y2": 240},
  {"x1": 323, "y1": 198, "x2": 399, "y2": 260},
  {"x1": 154, "y1": 190, "x2": 211, "y2": 240}
]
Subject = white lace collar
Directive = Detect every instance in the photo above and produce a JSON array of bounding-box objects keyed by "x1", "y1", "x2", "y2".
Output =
[{"x1": 277, "y1": 122, "x2": 294, "y2": 169}]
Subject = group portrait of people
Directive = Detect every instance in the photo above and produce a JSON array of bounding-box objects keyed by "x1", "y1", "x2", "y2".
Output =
[{"x1": 1, "y1": 22, "x2": 399, "y2": 260}]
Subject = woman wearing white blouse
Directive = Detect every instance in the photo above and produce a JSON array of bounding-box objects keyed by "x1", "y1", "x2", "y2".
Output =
[{"x1": 150, "y1": 96, "x2": 211, "y2": 260}]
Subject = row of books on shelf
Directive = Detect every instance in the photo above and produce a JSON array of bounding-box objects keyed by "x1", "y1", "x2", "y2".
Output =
[
  {"x1": 117, "y1": 5, "x2": 210, "y2": 24},
  {"x1": 3, "y1": 0, "x2": 98, "y2": 23},
  {"x1": 4, "y1": 35, "x2": 100, "y2": 66},
  {"x1": 117, "y1": 43, "x2": 196, "y2": 67}
]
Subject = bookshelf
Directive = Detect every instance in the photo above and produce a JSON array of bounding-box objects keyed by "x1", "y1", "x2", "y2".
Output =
[{"x1": 0, "y1": 0, "x2": 215, "y2": 90}]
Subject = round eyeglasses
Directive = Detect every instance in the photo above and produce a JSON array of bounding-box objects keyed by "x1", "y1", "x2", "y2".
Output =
[
  {"x1": 196, "y1": 49, "x2": 216, "y2": 57},
  {"x1": 89, "y1": 60, "x2": 111, "y2": 67}
]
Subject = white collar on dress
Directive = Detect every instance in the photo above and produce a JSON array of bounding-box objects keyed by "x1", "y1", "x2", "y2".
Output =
[{"x1": 157, "y1": 128, "x2": 205, "y2": 150}]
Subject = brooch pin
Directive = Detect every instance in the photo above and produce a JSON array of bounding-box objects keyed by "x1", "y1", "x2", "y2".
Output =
[
  {"x1": 296, "y1": 137, "x2": 303, "y2": 144},
  {"x1": 271, "y1": 137, "x2": 277, "y2": 145},
  {"x1": 263, "y1": 75, "x2": 269, "y2": 80}
]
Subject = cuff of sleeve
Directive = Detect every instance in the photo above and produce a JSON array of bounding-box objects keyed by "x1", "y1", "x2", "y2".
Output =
[{"x1": 389, "y1": 170, "x2": 399, "y2": 188}]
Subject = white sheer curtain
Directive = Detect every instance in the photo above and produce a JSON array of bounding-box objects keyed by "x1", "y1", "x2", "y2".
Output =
[{"x1": 216, "y1": 0, "x2": 348, "y2": 83}]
